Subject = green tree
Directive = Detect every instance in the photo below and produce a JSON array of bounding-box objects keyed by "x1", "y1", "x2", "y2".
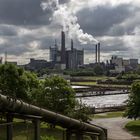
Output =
[
  {"x1": 94, "y1": 65, "x2": 103, "y2": 75},
  {"x1": 125, "y1": 82, "x2": 140, "y2": 119},
  {"x1": 136, "y1": 65, "x2": 140, "y2": 75},
  {"x1": 37, "y1": 76, "x2": 76, "y2": 115},
  {"x1": 41, "y1": 136, "x2": 55, "y2": 140},
  {"x1": 71, "y1": 100, "x2": 92, "y2": 122},
  {"x1": 0, "y1": 64, "x2": 39, "y2": 101}
]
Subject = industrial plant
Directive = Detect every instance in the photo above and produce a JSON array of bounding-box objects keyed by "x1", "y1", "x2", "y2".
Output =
[
  {"x1": 23, "y1": 31, "x2": 85, "y2": 71},
  {"x1": 50, "y1": 31, "x2": 84, "y2": 70}
]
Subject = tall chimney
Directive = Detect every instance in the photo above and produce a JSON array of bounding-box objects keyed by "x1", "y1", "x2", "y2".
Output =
[
  {"x1": 61, "y1": 31, "x2": 65, "y2": 64},
  {"x1": 98, "y1": 43, "x2": 100, "y2": 64},
  {"x1": 71, "y1": 39, "x2": 74, "y2": 52},
  {"x1": 95, "y1": 44, "x2": 98, "y2": 63}
]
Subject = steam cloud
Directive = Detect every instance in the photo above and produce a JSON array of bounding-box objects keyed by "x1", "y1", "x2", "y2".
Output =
[{"x1": 41, "y1": 0, "x2": 98, "y2": 44}]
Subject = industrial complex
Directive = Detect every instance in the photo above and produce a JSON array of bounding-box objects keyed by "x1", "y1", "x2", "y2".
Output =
[{"x1": 0, "y1": 31, "x2": 139, "y2": 74}]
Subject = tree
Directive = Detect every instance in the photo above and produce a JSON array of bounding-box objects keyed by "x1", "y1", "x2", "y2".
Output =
[
  {"x1": 0, "y1": 64, "x2": 39, "y2": 101},
  {"x1": 94, "y1": 65, "x2": 103, "y2": 75},
  {"x1": 37, "y1": 76, "x2": 76, "y2": 115},
  {"x1": 70, "y1": 100, "x2": 92, "y2": 122},
  {"x1": 125, "y1": 81, "x2": 140, "y2": 119},
  {"x1": 136, "y1": 65, "x2": 140, "y2": 75}
]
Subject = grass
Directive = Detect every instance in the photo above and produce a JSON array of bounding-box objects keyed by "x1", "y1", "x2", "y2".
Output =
[
  {"x1": 0, "y1": 120, "x2": 64, "y2": 140},
  {"x1": 125, "y1": 120, "x2": 140, "y2": 137},
  {"x1": 72, "y1": 81, "x2": 97, "y2": 85},
  {"x1": 72, "y1": 81, "x2": 130, "y2": 88},
  {"x1": 0, "y1": 120, "x2": 90, "y2": 140},
  {"x1": 92, "y1": 111, "x2": 124, "y2": 119},
  {"x1": 71, "y1": 76, "x2": 115, "y2": 81}
]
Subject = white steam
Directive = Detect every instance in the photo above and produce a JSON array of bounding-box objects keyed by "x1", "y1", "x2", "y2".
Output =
[
  {"x1": 41, "y1": 0, "x2": 98, "y2": 44},
  {"x1": 41, "y1": 0, "x2": 58, "y2": 11}
]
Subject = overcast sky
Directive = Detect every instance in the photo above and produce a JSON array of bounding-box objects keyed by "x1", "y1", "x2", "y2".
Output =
[{"x1": 0, "y1": 0, "x2": 140, "y2": 64}]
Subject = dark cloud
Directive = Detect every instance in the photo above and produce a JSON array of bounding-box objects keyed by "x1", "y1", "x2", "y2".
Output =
[
  {"x1": 0, "y1": 43, "x2": 30, "y2": 55},
  {"x1": 0, "y1": 0, "x2": 139, "y2": 63},
  {"x1": 0, "y1": 30, "x2": 55, "y2": 56},
  {"x1": 77, "y1": 4, "x2": 139, "y2": 36},
  {"x1": 0, "y1": 0, "x2": 52, "y2": 25}
]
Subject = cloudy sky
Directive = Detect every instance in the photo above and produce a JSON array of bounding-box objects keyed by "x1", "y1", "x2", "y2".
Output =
[{"x1": 0, "y1": 0, "x2": 140, "y2": 64}]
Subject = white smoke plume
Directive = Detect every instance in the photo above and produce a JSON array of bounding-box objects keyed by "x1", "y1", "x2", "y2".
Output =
[
  {"x1": 41, "y1": 0, "x2": 58, "y2": 11},
  {"x1": 41, "y1": 0, "x2": 98, "y2": 44}
]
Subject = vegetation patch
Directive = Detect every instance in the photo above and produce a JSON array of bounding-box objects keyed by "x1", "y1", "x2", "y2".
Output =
[
  {"x1": 0, "y1": 121, "x2": 91, "y2": 140},
  {"x1": 72, "y1": 81, "x2": 97, "y2": 85},
  {"x1": 93, "y1": 111, "x2": 124, "y2": 119},
  {"x1": 125, "y1": 120, "x2": 140, "y2": 137}
]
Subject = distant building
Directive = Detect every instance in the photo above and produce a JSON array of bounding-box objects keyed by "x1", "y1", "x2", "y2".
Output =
[
  {"x1": 123, "y1": 60, "x2": 129, "y2": 66},
  {"x1": 110, "y1": 56, "x2": 125, "y2": 73},
  {"x1": 25, "y1": 58, "x2": 52, "y2": 71},
  {"x1": 108, "y1": 56, "x2": 139, "y2": 73},
  {"x1": 129, "y1": 59, "x2": 138, "y2": 69},
  {"x1": 61, "y1": 31, "x2": 66, "y2": 70},
  {"x1": 50, "y1": 44, "x2": 61, "y2": 63},
  {"x1": 110, "y1": 56, "x2": 123, "y2": 66},
  {"x1": 49, "y1": 33, "x2": 84, "y2": 70},
  {"x1": 66, "y1": 49, "x2": 84, "y2": 69},
  {"x1": 66, "y1": 40, "x2": 84, "y2": 69}
]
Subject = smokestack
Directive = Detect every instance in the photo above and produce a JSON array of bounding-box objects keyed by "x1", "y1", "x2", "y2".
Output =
[
  {"x1": 98, "y1": 43, "x2": 100, "y2": 64},
  {"x1": 55, "y1": 39, "x2": 57, "y2": 48},
  {"x1": 71, "y1": 39, "x2": 74, "y2": 52},
  {"x1": 61, "y1": 31, "x2": 65, "y2": 64},
  {"x1": 95, "y1": 44, "x2": 98, "y2": 63}
]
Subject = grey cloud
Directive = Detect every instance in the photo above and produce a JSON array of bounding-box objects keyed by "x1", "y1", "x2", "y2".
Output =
[
  {"x1": 0, "y1": 0, "x2": 52, "y2": 25},
  {"x1": 59, "y1": 0, "x2": 70, "y2": 4},
  {"x1": 77, "y1": 4, "x2": 139, "y2": 36},
  {"x1": 0, "y1": 30, "x2": 54, "y2": 55},
  {"x1": 0, "y1": 0, "x2": 139, "y2": 63},
  {"x1": 0, "y1": 25, "x2": 17, "y2": 36},
  {"x1": 0, "y1": 43, "x2": 30, "y2": 56},
  {"x1": 39, "y1": 38, "x2": 57, "y2": 50},
  {"x1": 75, "y1": 37, "x2": 129, "y2": 54}
]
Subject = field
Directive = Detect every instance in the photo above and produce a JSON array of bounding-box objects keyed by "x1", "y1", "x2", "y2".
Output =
[
  {"x1": 71, "y1": 76, "x2": 131, "y2": 88},
  {"x1": 71, "y1": 76, "x2": 113, "y2": 80}
]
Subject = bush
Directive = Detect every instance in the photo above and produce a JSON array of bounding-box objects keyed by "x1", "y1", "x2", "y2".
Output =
[
  {"x1": 41, "y1": 136, "x2": 55, "y2": 140},
  {"x1": 124, "y1": 82, "x2": 140, "y2": 119}
]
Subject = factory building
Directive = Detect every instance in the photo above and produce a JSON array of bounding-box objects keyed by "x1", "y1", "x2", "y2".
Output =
[
  {"x1": 49, "y1": 31, "x2": 84, "y2": 70},
  {"x1": 109, "y1": 56, "x2": 138, "y2": 73},
  {"x1": 95, "y1": 43, "x2": 101, "y2": 64},
  {"x1": 66, "y1": 40, "x2": 84, "y2": 69},
  {"x1": 61, "y1": 31, "x2": 66, "y2": 70},
  {"x1": 25, "y1": 58, "x2": 52, "y2": 71},
  {"x1": 50, "y1": 42, "x2": 61, "y2": 63},
  {"x1": 129, "y1": 59, "x2": 138, "y2": 69}
]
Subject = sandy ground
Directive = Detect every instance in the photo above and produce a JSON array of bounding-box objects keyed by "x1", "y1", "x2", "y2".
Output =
[{"x1": 91, "y1": 117, "x2": 140, "y2": 140}]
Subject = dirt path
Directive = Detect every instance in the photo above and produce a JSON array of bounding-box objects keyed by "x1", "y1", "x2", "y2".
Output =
[{"x1": 91, "y1": 117, "x2": 140, "y2": 140}]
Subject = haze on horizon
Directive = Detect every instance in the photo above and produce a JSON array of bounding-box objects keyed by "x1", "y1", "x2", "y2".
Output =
[{"x1": 0, "y1": 0, "x2": 140, "y2": 64}]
